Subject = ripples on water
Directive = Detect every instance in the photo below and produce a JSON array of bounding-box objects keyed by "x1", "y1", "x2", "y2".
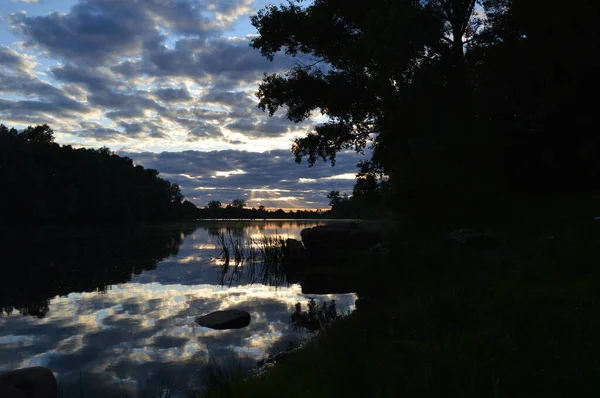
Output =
[{"x1": 0, "y1": 221, "x2": 357, "y2": 394}]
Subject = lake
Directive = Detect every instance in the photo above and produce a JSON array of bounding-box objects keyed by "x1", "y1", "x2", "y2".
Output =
[{"x1": 0, "y1": 220, "x2": 357, "y2": 396}]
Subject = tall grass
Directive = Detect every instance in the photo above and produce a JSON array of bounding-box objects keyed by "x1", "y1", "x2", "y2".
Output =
[{"x1": 212, "y1": 231, "x2": 288, "y2": 287}]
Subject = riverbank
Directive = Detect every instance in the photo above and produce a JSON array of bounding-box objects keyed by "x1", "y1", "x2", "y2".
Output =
[{"x1": 206, "y1": 196, "x2": 600, "y2": 397}]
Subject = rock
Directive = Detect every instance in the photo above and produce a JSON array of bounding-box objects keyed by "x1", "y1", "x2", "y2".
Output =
[
  {"x1": 283, "y1": 239, "x2": 309, "y2": 283},
  {"x1": 0, "y1": 367, "x2": 57, "y2": 398},
  {"x1": 195, "y1": 309, "x2": 251, "y2": 330},
  {"x1": 284, "y1": 239, "x2": 309, "y2": 265},
  {"x1": 300, "y1": 223, "x2": 383, "y2": 267},
  {"x1": 301, "y1": 273, "x2": 354, "y2": 294}
]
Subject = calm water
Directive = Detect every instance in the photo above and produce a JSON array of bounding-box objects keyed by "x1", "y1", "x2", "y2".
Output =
[{"x1": 0, "y1": 220, "x2": 356, "y2": 394}]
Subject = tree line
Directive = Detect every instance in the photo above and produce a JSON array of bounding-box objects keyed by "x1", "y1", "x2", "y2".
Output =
[
  {"x1": 197, "y1": 199, "x2": 329, "y2": 219},
  {"x1": 251, "y1": 0, "x2": 600, "y2": 225},
  {"x1": 0, "y1": 124, "x2": 199, "y2": 223}
]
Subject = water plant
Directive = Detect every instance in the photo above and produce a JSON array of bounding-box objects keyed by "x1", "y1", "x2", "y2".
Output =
[{"x1": 213, "y1": 231, "x2": 288, "y2": 287}]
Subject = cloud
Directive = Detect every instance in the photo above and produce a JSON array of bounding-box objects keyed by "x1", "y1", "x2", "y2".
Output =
[
  {"x1": 78, "y1": 121, "x2": 123, "y2": 140},
  {"x1": 0, "y1": 0, "x2": 362, "y2": 207},
  {"x1": 152, "y1": 86, "x2": 193, "y2": 103},
  {"x1": 7, "y1": 0, "x2": 252, "y2": 66},
  {"x1": 0, "y1": 46, "x2": 36, "y2": 71},
  {"x1": 0, "y1": 67, "x2": 89, "y2": 123},
  {"x1": 51, "y1": 64, "x2": 121, "y2": 91},
  {"x1": 119, "y1": 149, "x2": 367, "y2": 208}
]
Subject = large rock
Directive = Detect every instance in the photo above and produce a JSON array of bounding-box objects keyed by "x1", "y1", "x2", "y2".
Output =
[
  {"x1": 283, "y1": 239, "x2": 309, "y2": 283},
  {"x1": 300, "y1": 223, "x2": 383, "y2": 267},
  {"x1": 0, "y1": 367, "x2": 57, "y2": 398},
  {"x1": 301, "y1": 273, "x2": 354, "y2": 294},
  {"x1": 195, "y1": 309, "x2": 251, "y2": 330}
]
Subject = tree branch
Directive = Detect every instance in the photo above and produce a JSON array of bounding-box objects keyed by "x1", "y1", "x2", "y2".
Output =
[
  {"x1": 442, "y1": 36, "x2": 454, "y2": 44},
  {"x1": 294, "y1": 58, "x2": 326, "y2": 69}
]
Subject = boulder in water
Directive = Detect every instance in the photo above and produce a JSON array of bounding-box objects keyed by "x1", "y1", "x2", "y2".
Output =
[
  {"x1": 0, "y1": 367, "x2": 57, "y2": 398},
  {"x1": 195, "y1": 310, "x2": 251, "y2": 330}
]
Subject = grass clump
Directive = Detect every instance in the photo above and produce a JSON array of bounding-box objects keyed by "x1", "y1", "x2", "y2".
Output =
[{"x1": 213, "y1": 231, "x2": 287, "y2": 287}]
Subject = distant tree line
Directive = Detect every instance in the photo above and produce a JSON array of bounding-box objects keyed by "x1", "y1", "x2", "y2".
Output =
[
  {"x1": 198, "y1": 198, "x2": 328, "y2": 219},
  {"x1": 0, "y1": 124, "x2": 199, "y2": 224}
]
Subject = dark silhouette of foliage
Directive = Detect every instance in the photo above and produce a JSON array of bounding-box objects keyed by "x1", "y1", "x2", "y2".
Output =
[
  {"x1": 197, "y1": 202, "x2": 327, "y2": 220},
  {"x1": 251, "y1": 0, "x2": 600, "y2": 224},
  {"x1": 291, "y1": 299, "x2": 338, "y2": 331},
  {"x1": 230, "y1": 199, "x2": 247, "y2": 209},
  {"x1": 208, "y1": 200, "x2": 223, "y2": 209},
  {"x1": 0, "y1": 124, "x2": 201, "y2": 223}
]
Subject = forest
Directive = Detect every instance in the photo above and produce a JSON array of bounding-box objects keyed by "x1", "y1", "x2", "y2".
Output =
[{"x1": 0, "y1": 124, "x2": 199, "y2": 223}]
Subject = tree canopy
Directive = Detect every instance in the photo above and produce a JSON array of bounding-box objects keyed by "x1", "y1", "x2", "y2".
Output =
[
  {"x1": 0, "y1": 124, "x2": 200, "y2": 223},
  {"x1": 251, "y1": 0, "x2": 600, "y2": 223}
]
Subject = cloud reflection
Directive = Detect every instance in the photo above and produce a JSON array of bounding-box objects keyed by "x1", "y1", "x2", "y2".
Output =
[
  {"x1": 0, "y1": 221, "x2": 357, "y2": 393},
  {"x1": 0, "y1": 282, "x2": 355, "y2": 387}
]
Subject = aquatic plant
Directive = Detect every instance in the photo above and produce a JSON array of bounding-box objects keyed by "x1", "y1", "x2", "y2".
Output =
[{"x1": 213, "y1": 231, "x2": 288, "y2": 287}]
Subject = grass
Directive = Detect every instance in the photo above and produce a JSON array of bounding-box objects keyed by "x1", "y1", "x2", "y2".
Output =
[
  {"x1": 205, "y1": 196, "x2": 600, "y2": 398},
  {"x1": 214, "y1": 231, "x2": 287, "y2": 287}
]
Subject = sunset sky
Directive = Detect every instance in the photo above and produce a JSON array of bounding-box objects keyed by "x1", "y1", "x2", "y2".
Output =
[{"x1": 0, "y1": 0, "x2": 366, "y2": 209}]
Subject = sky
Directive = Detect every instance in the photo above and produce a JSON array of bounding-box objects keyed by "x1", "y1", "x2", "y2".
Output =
[{"x1": 0, "y1": 0, "x2": 367, "y2": 209}]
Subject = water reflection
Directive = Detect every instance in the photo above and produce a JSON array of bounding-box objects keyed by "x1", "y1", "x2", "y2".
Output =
[
  {"x1": 0, "y1": 221, "x2": 356, "y2": 392},
  {"x1": 0, "y1": 225, "x2": 193, "y2": 318}
]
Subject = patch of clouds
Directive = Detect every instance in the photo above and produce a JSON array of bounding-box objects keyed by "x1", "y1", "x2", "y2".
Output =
[
  {"x1": 7, "y1": 0, "x2": 252, "y2": 66},
  {"x1": 78, "y1": 121, "x2": 124, "y2": 140},
  {"x1": 0, "y1": 45, "x2": 37, "y2": 72},
  {"x1": 120, "y1": 149, "x2": 367, "y2": 208},
  {"x1": 152, "y1": 86, "x2": 192, "y2": 103},
  {"x1": 0, "y1": 0, "x2": 362, "y2": 208}
]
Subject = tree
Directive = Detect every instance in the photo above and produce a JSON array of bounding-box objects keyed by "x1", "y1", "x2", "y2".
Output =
[
  {"x1": 252, "y1": 0, "x2": 600, "y2": 223},
  {"x1": 21, "y1": 124, "x2": 55, "y2": 144},
  {"x1": 167, "y1": 183, "x2": 184, "y2": 204},
  {"x1": 231, "y1": 199, "x2": 246, "y2": 209},
  {"x1": 0, "y1": 124, "x2": 18, "y2": 139},
  {"x1": 251, "y1": 0, "x2": 488, "y2": 171},
  {"x1": 207, "y1": 200, "x2": 222, "y2": 209},
  {"x1": 250, "y1": 0, "x2": 504, "y2": 223},
  {"x1": 326, "y1": 191, "x2": 342, "y2": 207},
  {"x1": 0, "y1": 124, "x2": 195, "y2": 223}
]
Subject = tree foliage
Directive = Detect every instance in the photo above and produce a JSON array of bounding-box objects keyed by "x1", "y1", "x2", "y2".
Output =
[
  {"x1": 0, "y1": 124, "x2": 200, "y2": 223},
  {"x1": 252, "y1": 0, "x2": 600, "y2": 222}
]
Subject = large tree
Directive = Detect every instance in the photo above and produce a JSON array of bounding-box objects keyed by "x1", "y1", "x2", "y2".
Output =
[
  {"x1": 252, "y1": 0, "x2": 600, "y2": 222},
  {"x1": 251, "y1": 0, "x2": 497, "y2": 221},
  {"x1": 251, "y1": 0, "x2": 486, "y2": 168}
]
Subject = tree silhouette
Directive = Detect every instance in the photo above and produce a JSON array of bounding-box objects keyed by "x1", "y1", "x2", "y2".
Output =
[
  {"x1": 207, "y1": 200, "x2": 222, "y2": 209},
  {"x1": 0, "y1": 124, "x2": 200, "y2": 223},
  {"x1": 251, "y1": 0, "x2": 600, "y2": 223},
  {"x1": 231, "y1": 199, "x2": 246, "y2": 209}
]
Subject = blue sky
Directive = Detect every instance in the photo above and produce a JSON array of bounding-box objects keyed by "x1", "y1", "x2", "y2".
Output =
[{"x1": 0, "y1": 0, "x2": 365, "y2": 209}]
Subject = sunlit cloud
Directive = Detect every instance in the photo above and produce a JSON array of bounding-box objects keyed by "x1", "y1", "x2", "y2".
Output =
[
  {"x1": 324, "y1": 173, "x2": 357, "y2": 180},
  {"x1": 214, "y1": 169, "x2": 247, "y2": 178}
]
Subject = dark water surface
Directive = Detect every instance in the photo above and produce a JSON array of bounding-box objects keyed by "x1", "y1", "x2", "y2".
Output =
[{"x1": 0, "y1": 221, "x2": 356, "y2": 394}]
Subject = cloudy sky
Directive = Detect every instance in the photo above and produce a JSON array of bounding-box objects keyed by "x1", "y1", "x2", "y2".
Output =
[{"x1": 0, "y1": 0, "x2": 366, "y2": 209}]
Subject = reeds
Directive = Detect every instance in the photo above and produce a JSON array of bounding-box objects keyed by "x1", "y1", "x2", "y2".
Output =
[{"x1": 212, "y1": 230, "x2": 288, "y2": 287}]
